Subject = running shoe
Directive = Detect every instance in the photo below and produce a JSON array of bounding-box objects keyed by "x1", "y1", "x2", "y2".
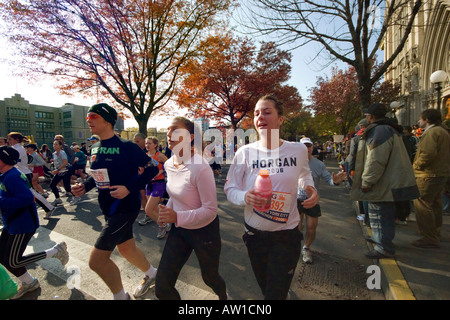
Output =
[
  {"x1": 11, "y1": 278, "x2": 40, "y2": 300},
  {"x1": 40, "y1": 192, "x2": 49, "y2": 198},
  {"x1": 53, "y1": 242, "x2": 69, "y2": 266},
  {"x1": 44, "y1": 207, "x2": 56, "y2": 219},
  {"x1": 157, "y1": 223, "x2": 171, "y2": 239},
  {"x1": 133, "y1": 275, "x2": 156, "y2": 298},
  {"x1": 302, "y1": 247, "x2": 313, "y2": 264},
  {"x1": 51, "y1": 198, "x2": 63, "y2": 206},
  {"x1": 69, "y1": 196, "x2": 81, "y2": 205},
  {"x1": 138, "y1": 215, "x2": 153, "y2": 226}
]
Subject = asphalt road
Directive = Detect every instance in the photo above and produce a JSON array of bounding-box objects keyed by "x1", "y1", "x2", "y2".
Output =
[{"x1": 7, "y1": 160, "x2": 384, "y2": 301}]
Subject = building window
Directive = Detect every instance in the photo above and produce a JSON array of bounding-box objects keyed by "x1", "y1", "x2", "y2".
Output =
[
  {"x1": 10, "y1": 119, "x2": 29, "y2": 128},
  {"x1": 35, "y1": 111, "x2": 54, "y2": 119},
  {"x1": 63, "y1": 111, "x2": 72, "y2": 119},
  {"x1": 36, "y1": 121, "x2": 54, "y2": 129},
  {"x1": 8, "y1": 107, "x2": 28, "y2": 117}
]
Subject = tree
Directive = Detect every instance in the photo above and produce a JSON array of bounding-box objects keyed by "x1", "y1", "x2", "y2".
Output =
[
  {"x1": 0, "y1": 0, "x2": 235, "y2": 134},
  {"x1": 176, "y1": 33, "x2": 302, "y2": 129},
  {"x1": 241, "y1": 0, "x2": 422, "y2": 110},
  {"x1": 309, "y1": 65, "x2": 400, "y2": 136}
]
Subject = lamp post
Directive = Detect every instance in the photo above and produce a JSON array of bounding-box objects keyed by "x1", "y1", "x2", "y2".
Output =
[
  {"x1": 430, "y1": 70, "x2": 448, "y2": 114},
  {"x1": 390, "y1": 101, "x2": 400, "y2": 119}
]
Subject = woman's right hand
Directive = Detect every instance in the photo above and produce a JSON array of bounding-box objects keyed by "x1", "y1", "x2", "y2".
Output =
[{"x1": 245, "y1": 188, "x2": 267, "y2": 208}]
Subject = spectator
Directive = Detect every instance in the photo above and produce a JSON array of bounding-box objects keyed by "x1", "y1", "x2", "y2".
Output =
[
  {"x1": 350, "y1": 103, "x2": 419, "y2": 259},
  {"x1": 412, "y1": 108, "x2": 450, "y2": 248}
]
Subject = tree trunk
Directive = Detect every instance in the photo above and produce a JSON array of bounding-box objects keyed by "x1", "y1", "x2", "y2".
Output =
[
  {"x1": 359, "y1": 84, "x2": 372, "y2": 116},
  {"x1": 135, "y1": 114, "x2": 149, "y2": 136}
]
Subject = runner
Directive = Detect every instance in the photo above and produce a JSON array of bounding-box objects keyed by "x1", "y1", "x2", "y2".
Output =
[
  {"x1": 154, "y1": 117, "x2": 228, "y2": 300},
  {"x1": 0, "y1": 145, "x2": 69, "y2": 299},
  {"x1": 139, "y1": 136, "x2": 170, "y2": 239},
  {"x1": 49, "y1": 139, "x2": 71, "y2": 206},
  {"x1": 24, "y1": 143, "x2": 49, "y2": 198},
  {"x1": 133, "y1": 133, "x2": 148, "y2": 213},
  {"x1": 224, "y1": 95, "x2": 318, "y2": 300},
  {"x1": 7, "y1": 132, "x2": 55, "y2": 219},
  {"x1": 71, "y1": 103, "x2": 159, "y2": 300},
  {"x1": 298, "y1": 137, "x2": 347, "y2": 264}
]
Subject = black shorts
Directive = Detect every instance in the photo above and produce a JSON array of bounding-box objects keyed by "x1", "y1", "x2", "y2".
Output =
[
  {"x1": 94, "y1": 211, "x2": 139, "y2": 251},
  {"x1": 297, "y1": 199, "x2": 322, "y2": 218}
]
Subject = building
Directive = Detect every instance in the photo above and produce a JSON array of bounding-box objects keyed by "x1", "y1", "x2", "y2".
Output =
[
  {"x1": 194, "y1": 117, "x2": 210, "y2": 134},
  {"x1": 381, "y1": 0, "x2": 450, "y2": 126},
  {"x1": 0, "y1": 94, "x2": 124, "y2": 146}
]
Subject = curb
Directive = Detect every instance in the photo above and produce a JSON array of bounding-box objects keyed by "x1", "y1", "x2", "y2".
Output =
[{"x1": 353, "y1": 201, "x2": 416, "y2": 300}]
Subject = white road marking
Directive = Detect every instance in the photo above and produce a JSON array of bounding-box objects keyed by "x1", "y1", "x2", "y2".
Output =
[{"x1": 26, "y1": 226, "x2": 217, "y2": 300}]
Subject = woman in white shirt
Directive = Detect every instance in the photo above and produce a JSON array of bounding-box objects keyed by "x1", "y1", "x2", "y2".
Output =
[
  {"x1": 155, "y1": 117, "x2": 227, "y2": 300},
  {"x1": 224, "y1": 95, "x2": 318, "y2": 299}
]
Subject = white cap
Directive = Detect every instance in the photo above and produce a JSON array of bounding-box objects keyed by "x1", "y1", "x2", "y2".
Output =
[{"x1": 300, "y1": 137, "x2": 313, "y2": 145}]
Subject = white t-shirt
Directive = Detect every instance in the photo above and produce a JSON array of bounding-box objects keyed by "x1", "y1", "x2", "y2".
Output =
[
  {"x1": 224, "y1": 140, "x2": 314, "y2": 232},
  {"x1": 13, "y1": 144, "x2": 32, "y2": 175}
]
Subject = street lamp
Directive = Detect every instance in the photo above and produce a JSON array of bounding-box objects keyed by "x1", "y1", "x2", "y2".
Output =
[
  {"x1": 430, "y1": 70, "x2": 448, "y2": 112},
  {"x1": 390, "y1": 101, "x2": 400, "y2": 119}
]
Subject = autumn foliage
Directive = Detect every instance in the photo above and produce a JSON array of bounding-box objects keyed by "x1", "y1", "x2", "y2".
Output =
[
  {"x1": 309, "y1": 65, "x2": 400, "y2": 136},
  {"x1": 0, "y1": 0, "x2": 236, "y2": 134},
  {"x1": 176, "y1": 33, "x2": 302, "y2": 129}
]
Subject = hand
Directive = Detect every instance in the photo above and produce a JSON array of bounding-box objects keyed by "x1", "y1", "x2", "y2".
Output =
[
  {"x1": 332, "y1": 171, "x2": 347, "y2": 185},
  {"x1": 109, "y1": 185, "x2": 130, "y2": 199},
  {"x1": 71, "y1": 183, "x2": 86, "y2": 197},
  {"x1": 361, "y1": 185, "x2": 371, "y2": 193},
  {"x1": 158, "y1": 204, "x2": 177, "y2": 226},
  {"x1": 51, "y1": 169, "x2": 58, "y2": 175},
  {"x1": 245, "y1": 188, "x2": 270, "y2": 208},
  {"x1": 302, "y1": 185, "x2": 319, "y2": 209}
]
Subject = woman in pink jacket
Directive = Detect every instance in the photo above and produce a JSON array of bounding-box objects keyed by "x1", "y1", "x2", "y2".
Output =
[{"x1": 155, "y1": 117, "x2": 227, "y2": 300}]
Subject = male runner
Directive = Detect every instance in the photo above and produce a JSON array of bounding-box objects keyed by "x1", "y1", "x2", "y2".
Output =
[{"x1": 72, "y1": 103, "x2": 159, "y2": 300}]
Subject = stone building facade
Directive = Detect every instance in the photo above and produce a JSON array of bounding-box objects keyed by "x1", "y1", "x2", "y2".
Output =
[
  {"x1": 382, "y1": 0, "x2": 449, "y2": 126},
  {"x1": 0, "y1": 93, "x2": 124, "y2": 146}
]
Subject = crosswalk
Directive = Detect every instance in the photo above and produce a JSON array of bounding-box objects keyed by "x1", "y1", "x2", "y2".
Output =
[{"x1": 26, "y1": 219, "x2": 218, "y2": 300}]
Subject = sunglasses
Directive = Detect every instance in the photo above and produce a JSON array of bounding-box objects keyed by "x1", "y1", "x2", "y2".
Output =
[
  {"x1": 86, "y1": 113, "x2": 101, "y2": 121},
  {"x1": 304, "y1": 143, "x2": 313, "y2": 147}
]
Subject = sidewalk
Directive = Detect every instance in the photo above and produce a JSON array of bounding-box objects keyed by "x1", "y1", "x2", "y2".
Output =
[
  {"x1": 335, "y1": 160, "x2": 450, "y2": 300},
  {"x1": 356, "y1": 202, "x2": 450, "y2": 300}
]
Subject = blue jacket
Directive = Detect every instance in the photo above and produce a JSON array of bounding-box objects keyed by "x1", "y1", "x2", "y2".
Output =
[{"x1": 0, "y1": 167, "x2": 39, "y2": 234}]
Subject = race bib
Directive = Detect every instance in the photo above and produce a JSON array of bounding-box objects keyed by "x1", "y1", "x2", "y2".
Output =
[
  {"x1": 253, "y1": 191, "x2": 292, "y2": 224},
  {"x1": 88, "y1": 168, "x2": 111, "y2": 189}
]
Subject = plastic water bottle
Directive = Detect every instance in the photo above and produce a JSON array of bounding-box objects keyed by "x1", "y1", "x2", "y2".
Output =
[
  {"x1": 298, "y1": 188, "x2": 308, "y2": 202},
  {"x1": 253, "y1": 169, "x2": 273, "y2": 211}
]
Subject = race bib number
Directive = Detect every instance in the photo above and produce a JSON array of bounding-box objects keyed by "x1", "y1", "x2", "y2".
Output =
[
  {"x1": 253, "y1": 191, "x2": 292, "y2": 224},
  {"x1": 88, "y1": 168, "x2": 111, "y2": 189}
]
